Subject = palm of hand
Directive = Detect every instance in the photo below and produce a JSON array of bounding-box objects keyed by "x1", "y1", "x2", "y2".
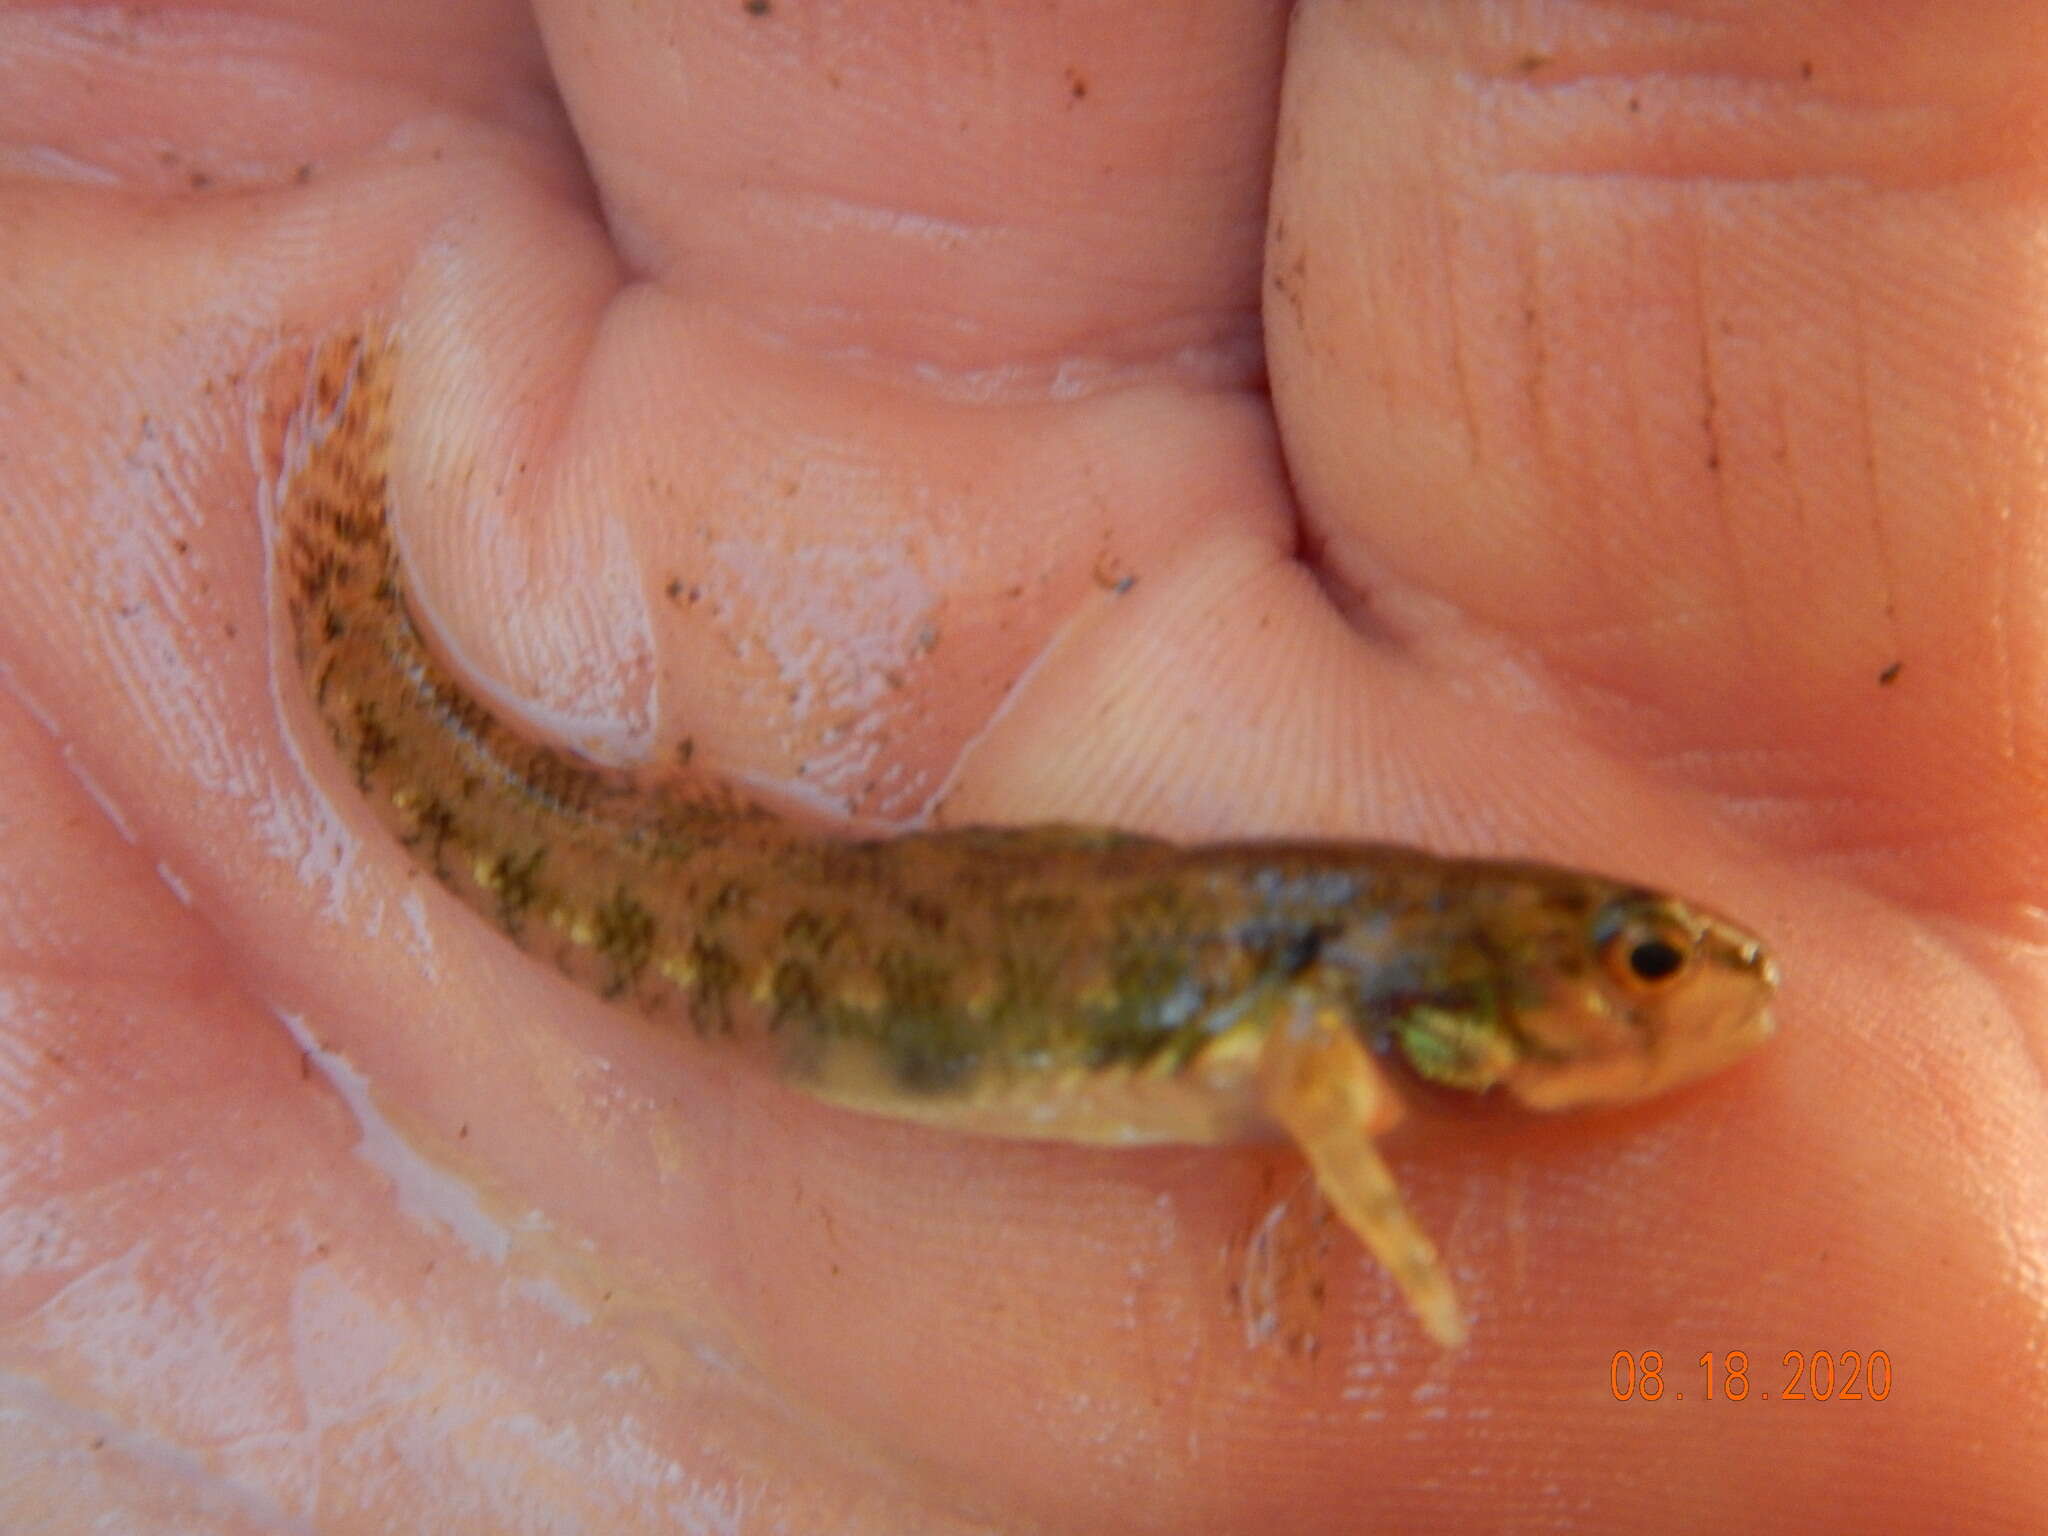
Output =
[{"x1": 1, "y1": 3, "x2": 2040, "y2": 1531}]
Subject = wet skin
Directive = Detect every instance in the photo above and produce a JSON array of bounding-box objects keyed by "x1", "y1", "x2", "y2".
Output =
[{"x1": 2, "y1": 2, "x2": 2045, "y2": 1532}]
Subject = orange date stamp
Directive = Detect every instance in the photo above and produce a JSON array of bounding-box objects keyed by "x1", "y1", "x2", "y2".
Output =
[{"x1": 1610, "y1": 1350, "x2": 1893, "y2": 1402}]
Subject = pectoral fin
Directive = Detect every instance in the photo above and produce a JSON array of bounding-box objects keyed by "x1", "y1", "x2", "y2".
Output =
[{"x1": 1259, "y1": 999, "x2": 1467, "y2": 1348}]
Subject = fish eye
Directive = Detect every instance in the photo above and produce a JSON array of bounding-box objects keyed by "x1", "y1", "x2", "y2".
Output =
[
  {"x1": 1625, "y1": 936, "x2": 1685, "y2": 981},
  {"x1": 1596, "y1": 904, "x2": 1694, "y2": 993}
]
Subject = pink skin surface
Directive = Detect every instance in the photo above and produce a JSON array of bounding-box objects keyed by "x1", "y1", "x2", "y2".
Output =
[{"x1": 2, "y1": 2, "x2": 2043, "y2": 1531}]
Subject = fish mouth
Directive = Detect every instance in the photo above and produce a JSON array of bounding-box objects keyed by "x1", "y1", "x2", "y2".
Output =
[
  {"x1": 1713, "y1": 932, "x2": 1780, "y2": 992},
  {"x1": 1644, "y1": 1003, "x2": 1776, "y2": 1096}
]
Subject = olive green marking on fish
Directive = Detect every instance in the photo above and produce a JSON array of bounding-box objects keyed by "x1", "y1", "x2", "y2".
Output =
[
  {"x1": 591, "y1": 885, "x2": 657, "y2": 998},
  {"x1": 680, "y1": 933, "x2": 742, "y2": 1035},
  {"x1": 482, "y1": 845, "x2": 548, "y2": 937},
  {"x1": 769, "y1": 954, "x2": 824, "y2": 1031},
  {"x1": 781, "y1": 906, "x2": 851, "y2": 961},
  {"x1": 402, "y1": 795, "x2": 462, "y2": 880},
  {"x1": 350, "y1": 698, "x2": 396, "y2": 782}
]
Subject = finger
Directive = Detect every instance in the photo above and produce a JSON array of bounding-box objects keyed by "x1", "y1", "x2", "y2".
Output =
[
  {"x1": 1269, "y1": 1, "x2": 2048, "y2": 912},
  {"x1": 390, "y1": 0, "x2": 1293, "y2": 826}
]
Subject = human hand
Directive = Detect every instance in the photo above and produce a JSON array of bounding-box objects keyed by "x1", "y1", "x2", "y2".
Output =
[{"x1": 2, "y1": 3, "x2": 2040, "y2": 1530}]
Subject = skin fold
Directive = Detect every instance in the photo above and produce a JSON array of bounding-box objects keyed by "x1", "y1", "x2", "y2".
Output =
[{"x1": 1, "y1": 2, "x2": 2044, "y2": 1532}]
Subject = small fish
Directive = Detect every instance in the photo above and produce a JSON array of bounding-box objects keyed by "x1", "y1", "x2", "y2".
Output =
[{"x1": 278, "y1": 333, "x2": 1778, "y2": 1347}]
